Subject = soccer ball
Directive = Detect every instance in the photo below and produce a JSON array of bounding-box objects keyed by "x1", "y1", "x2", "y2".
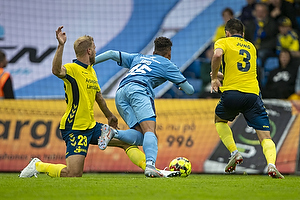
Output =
[{"x1": 169, "y1": 157, "x2": 192, "y2": 177}]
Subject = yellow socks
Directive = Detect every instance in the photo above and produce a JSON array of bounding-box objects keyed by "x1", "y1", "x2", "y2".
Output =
[
  {"x1": 36, "y1": 162, "x2": 66, "y2": 177},
  {"x1": 34, "y1": 145, "x2": 146, "y2": 177},
  {"x1": 261, "y1": 139, "x2": 276, "y2": 165},
  {"x1": 125, "y1": 145, "x2": 146, "y2": 170},
  {"x1": 215, "y1": 122, "x2": 237, "y2": 153}
]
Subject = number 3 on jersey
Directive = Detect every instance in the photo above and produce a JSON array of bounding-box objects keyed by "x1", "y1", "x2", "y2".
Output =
[
  {"x1": 126, "y1": 63, "x2": 152, "y2": 77},
  {"x1": 237, "y1": 49, "x2": 250, "y2": 72}
]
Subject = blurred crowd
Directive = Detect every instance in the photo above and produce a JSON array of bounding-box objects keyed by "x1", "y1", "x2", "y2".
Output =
[{"x1": 194, "y1": 0, "x2": 300, "y2": 100}]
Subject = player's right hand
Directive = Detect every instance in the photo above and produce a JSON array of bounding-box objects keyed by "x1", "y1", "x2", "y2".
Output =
[{"x1": 56, "y1": 26, "x2": 67, "y2": 45}]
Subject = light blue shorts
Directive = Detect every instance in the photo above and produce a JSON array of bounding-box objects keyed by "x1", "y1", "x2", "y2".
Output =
[{"x1": 115, "y1": 82, "x2": 156, "y2": 128}]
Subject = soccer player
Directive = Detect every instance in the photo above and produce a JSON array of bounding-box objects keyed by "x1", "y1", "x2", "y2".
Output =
[
  {"x1": 95, "y1": 37, "x2": 194, "y2": 178},
  {"x1": 210, "y1": 18, "x2": 284, "y2": 178},
  {"x1": 19, "y1": 26, "x2": 147, "y2": 178}
]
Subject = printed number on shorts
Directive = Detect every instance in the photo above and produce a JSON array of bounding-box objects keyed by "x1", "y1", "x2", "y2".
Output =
[{"x1": 78, "y1": 135, "x2": 87, "y2": 146}]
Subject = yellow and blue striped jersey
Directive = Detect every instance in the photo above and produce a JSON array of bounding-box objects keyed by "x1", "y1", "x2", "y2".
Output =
[
  {"x1": 60, "y1": 60, "x2": 100, "y2": 130},
  {"x1": 214, "y1": 35, "x2": 260, "y2": 96}
]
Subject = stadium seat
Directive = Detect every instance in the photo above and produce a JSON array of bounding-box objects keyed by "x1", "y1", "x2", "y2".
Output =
[
  {"x1": 183, "y1": 60, "x2": 201, "y2": 79},
  {"x1": 297, "y1": 16, "x2": 300, "y2": 31},
  {"x1": 264, "y1": 57, "x2": 279, "y2": 72},
  {"x1": 262, "y1": 57, "x2": 279, "y2": 87},
  {"x1": 162, "y1": 78, "x2": 202, "y2": 98}
]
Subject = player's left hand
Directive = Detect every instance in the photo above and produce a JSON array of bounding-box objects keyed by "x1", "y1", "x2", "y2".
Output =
[{"x1": 210, "y1": 71, "x2": 224, "y2": 81}]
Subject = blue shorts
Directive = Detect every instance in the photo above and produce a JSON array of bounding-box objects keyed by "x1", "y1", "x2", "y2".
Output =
[
  {"x1": 60, "y1": 122, "x2": 103, "y2": 158},
  {"x1": 215, "y1": 90, "x2": 270, "y2": 131},
  {"x1": 115, "y1": 82, "x2": 156, "y2": 128}
]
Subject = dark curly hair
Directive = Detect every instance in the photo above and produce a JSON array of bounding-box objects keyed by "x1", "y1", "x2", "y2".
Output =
[{"x1": 153, "y1": 37, "x2": 172, "y2": 56}]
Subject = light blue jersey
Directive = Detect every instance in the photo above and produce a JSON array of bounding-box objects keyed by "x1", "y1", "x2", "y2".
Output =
[
  {"x1": 95, "y1": 50, "x2": 193, "y2": 127},
  {"x1": 118, "y1": 52, "x2": 188, "y2": 98}
]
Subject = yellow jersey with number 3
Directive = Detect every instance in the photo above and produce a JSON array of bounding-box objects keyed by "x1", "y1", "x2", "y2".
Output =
[
  {"x1": 214, "y1": 35, "x2": 260, "y2": 96},
  {"x1": 60, "y1": 59, "x2": 100, "y2": 130}
]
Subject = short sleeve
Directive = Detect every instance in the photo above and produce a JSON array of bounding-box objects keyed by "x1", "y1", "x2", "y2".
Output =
[
  {"x1": 214, "y1": 38, "x2": 226, "y2": 54},
  {"x1": 63, "y1": 63, "x2": 74, "y2": 77}
]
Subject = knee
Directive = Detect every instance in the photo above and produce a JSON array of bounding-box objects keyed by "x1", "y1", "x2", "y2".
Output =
[
  {"x1": 215, "y1": 115, "x2": 227, "y2": 123},
  {"x1": 65, "y1": 168, "x2": 83, "y2": 177}
]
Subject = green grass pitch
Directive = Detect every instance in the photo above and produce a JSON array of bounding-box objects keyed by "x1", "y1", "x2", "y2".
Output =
[{"x1": 0, "y1": 173, "x2": 299, "y2": 200}]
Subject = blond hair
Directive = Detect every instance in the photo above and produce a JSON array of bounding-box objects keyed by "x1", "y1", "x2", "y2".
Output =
[{"x1": 73, "y1": 35, "x2": 94, "y2": 57}]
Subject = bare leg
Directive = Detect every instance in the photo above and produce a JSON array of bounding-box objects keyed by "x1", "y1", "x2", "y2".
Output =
[{"x1": 60, "y1": 155, "x2": 85, "y2": 177}]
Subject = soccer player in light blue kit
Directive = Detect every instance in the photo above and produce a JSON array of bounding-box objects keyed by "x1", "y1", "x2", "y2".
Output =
[{"x1": 95, "y1": 37, "x2": 194, "y2": 177}]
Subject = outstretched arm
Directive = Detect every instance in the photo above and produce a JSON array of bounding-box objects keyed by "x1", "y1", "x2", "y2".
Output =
[
  {"x1": 52, "y1": 26, "x2": 67, "y2": 78},
  {"x1": 178, "y1": 81, "x2": 194, "y2": 95},
  {"x1": 95, "y1": 91, "x2": 118, "y2": 129},
  {"x1": 95, "y1": 50, "x2": 120, "y2": 64}
]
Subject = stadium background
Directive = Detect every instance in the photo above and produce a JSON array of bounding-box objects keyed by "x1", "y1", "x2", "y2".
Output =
[{"x1": 0, "y1": 0, "x2": 300, "y2": 175}]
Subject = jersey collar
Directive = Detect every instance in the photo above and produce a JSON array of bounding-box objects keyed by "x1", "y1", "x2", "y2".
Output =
[
  {"x1": 231, "y1": 34, "x2": 243, "y2": 38},
  {"x1": 73, "y1": 59, "x2": 89, "y2": 69}
]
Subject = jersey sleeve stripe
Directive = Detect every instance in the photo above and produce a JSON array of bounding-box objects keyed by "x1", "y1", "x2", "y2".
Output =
[{"x1": 64, "y1": 74, "x2": 80, "y2": 130}]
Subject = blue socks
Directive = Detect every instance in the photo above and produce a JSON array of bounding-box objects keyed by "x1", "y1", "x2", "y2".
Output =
[
  {"x1": 114, "y1": 130, "x2": 157, "y2": 166},
  {"x1": 143, "y1": 132, "x2": 158, "y2": 166},
  {"x1": 114, "y1": 129, "x2": 144, "y2": 146}
]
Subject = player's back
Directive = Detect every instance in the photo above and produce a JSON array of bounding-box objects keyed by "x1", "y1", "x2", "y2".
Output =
[
  {"x1": 215, "y1": 35, "x2": 260, "y2": 95},
  {"x1": 119, "y1": 54, "x2": 185, "y2": 91}
]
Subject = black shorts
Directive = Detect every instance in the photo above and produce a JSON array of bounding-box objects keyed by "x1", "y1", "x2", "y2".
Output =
[
  {"x1": 60, "y1": 122, "x2": 103, "y2": 158},
  {"x1": 215, "y1": 90, "x2": 270, "y2": 131}
]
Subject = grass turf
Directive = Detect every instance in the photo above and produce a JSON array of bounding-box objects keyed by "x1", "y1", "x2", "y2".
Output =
[{"x1": 0, "y1": 173, "x2": 299, "y2": 200}]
